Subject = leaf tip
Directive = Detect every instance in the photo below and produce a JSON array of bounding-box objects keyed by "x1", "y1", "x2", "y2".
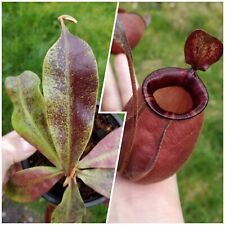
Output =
[{"x1": 58, "y1": 15, "x2": 78, "y2": 27}]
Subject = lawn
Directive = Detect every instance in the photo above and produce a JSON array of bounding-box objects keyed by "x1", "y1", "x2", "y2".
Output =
[
  {"x1": 2, "y1": 2, "x2": 117, "y2": 222},
  {"x1": 118, "y1": 2, "x2": 223, "y2": 222}
]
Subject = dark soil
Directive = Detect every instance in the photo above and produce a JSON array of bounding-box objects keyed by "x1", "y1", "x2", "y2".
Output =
[{"x1": 22, "y1": 108, "x2": 120, "y2": 205}]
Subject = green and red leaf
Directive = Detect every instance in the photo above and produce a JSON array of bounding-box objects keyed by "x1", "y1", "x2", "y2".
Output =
[
  {"x1": 77, "y1": 169, "x2": 114, "y2": 198},
  {"x1": 4, "y1": 166, "x2": 63, "y2": 202},
  {"x1": 43, "y1": 15, "x2": 98, "y2": 175},
  {"x1": 5, "y1": 71, "x2": 61, "y2": 168},
  {"x1": 78, "y1": 127, "x2": 123, "y2": 169},
  {"x1": 51, "y1": 179, "x2": 85, "y2": 223}
]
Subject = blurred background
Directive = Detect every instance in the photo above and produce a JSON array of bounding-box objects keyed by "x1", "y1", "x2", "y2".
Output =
[
  {"x1": 2, "y1": 2, "x2": 117, "y2": 222},
  {"x1": 115, "y1": 2, "x2": 223, "y2": 223}
]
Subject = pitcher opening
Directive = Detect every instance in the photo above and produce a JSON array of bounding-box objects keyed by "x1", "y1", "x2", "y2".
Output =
[{"x1": 142, "y1": 67, "x2": 208, "y2": 120}]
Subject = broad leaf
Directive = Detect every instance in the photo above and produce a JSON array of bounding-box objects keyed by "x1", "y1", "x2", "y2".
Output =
[
  {"x1": 77, "y1": 169, "x2": 114, "y2": 198},
  {"x1": 78, "y1": 127, "x2": 123, "y2": 169},
  {"x1": 4, "y1": 166, "x2": 63, "y2": 202},
  {"x1": 51, "y1": 179, "x2": 85, "y2": 223},
  {"x1": 43, "y1": 16, "x2": 98, "y2": 175},
  {"x1": 184, "y1": 29, "x2": 223, "y2": 71},
  {"x1": 5, "y1": 71, "x2": 61, "y2": 168}
]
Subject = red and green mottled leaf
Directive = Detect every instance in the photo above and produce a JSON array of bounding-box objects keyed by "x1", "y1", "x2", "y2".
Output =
[
  {"x1": 78, "y1": 127, "x2": 123, "y2": 169},
  {"x1": 51, "y1": 179, "x2": 85, "y2": 223},
  {"x1": 77, "y1": 169, "x2": 114, "y2": 198},
  {"x1": 43, "y1": 16, "x2": 98, "y2": 175},
  {"x1": 4, "y1": 166, "x2": 63, "y2": 202},
  {"x1": 5, "y1": 71, "x2": 61, "y2": 168},
  {"x1": 184, "y1": 29, "x2": 223, "y2": 71}
]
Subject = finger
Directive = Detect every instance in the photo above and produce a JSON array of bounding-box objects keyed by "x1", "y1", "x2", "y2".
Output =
[
  {"x1": 2, "y1": 131, "x2": 36, "y2": 182},
  {"x1": 2, "y1": 131, "x2": 36, "y2": 168},
  {"x1": 114, "y1": 54, "x2": 139, "y2": 107},
  {"x1": 101, "y1": 63, "x2": 122, "y2": 111}
]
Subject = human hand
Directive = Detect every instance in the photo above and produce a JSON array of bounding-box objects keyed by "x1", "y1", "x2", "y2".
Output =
[
  {"x1": 101, "y1": 54, "x2": 138, "y2": 111},
  {"x1": 102, "y1": 54, "x2": 184, "y2": 222},
  {"x1": 2, "y1": 131, "x2": 36, "y2": 184}
]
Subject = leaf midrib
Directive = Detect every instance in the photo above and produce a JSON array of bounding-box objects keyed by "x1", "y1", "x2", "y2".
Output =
[
  {"x1": 63, "y1": 29, "x2": 73, "y2": 174},
  {"x1": 19, "y1": 170, "x2": 63, "y2": 187},
  {"x1": 79, "y1": 151, "x2": 117, "y2": 168}
]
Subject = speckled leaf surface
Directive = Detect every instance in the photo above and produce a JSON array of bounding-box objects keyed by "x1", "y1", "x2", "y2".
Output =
[
  {"x1": 77, "y1": 169, "x2": 114, "y2": 198},
  {"x1": 184, "y1": 29, "x2": 223, "y2": 71},
  {"x1": 78, "y1": 127, "x2": 123, "y2": 169},
  {"x1": 5, "y1": 71, "x2": 61, "y2": 168},
  {"x1": 43, "y1": 18, "x2": 98, "y2": 175},
  {"x1": 51, "y1": 180, "x2": 85, "y2": 223},
  {"x1": 4, "y1": 166, "x2": 63, "y2": 203}
]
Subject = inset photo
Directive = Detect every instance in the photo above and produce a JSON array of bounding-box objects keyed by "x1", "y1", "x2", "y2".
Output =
[
  {"x1": 104, "y1": 2, "x2": 223, "y2": 223},
  {"x1": 2, "y1": 2, "x2": 124, "y2": 223}
]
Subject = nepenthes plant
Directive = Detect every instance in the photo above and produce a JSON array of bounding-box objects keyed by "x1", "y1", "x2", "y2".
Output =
[
  {"x1": 113, "y1": 18, "x2": 223, "y2": 183},
  {"x1": 4, "y1": 15, "x2": 122, "y2": 222}
]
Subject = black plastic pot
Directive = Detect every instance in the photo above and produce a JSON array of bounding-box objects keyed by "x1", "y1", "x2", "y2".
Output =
[{"x1": 21, "y1": 111, "x2": 122, "y2": 207}]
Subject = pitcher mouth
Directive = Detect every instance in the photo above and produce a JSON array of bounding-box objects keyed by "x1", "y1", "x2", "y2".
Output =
[{"x1": 142, "y1": 67, "x2": 209, "y2": 120}]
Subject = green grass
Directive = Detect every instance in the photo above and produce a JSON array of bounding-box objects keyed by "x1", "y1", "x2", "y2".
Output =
[
  {"x1": 2, "y1": 2, "x2": 116, "y2": 222},
  {"x1": 119, "y1": 2, "x2": 223, "y2": 222}
]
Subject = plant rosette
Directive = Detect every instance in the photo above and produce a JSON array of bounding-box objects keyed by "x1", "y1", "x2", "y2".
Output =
[
  {"x1": 114, "y1": 18, "x2": 223, "y2": 183},
  {"x1": 21, "y1": 110, "x2": 122, "y2": 207},
  {"x1": 4, "y1": 15, "x2": 123, "y2": 223}
]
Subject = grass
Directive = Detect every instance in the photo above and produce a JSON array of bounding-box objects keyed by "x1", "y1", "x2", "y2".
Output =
[
  {"x1": 2, "y1": 2, "x2": 117, "y2": 222},
  {"x1": 119, "y1": 2, "x2": 223, "y2": 222}
]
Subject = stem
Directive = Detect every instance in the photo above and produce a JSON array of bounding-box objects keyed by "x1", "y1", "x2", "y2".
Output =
[
  {"x1": 120, "y1": 56, "x2": 138, "y2": 174},
  {"x1": 63, "y1": 167, "x2": 77, "y2": 187},
  {"x1": 114, "y1": 18, "x2": 138, "y2": 173}
]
